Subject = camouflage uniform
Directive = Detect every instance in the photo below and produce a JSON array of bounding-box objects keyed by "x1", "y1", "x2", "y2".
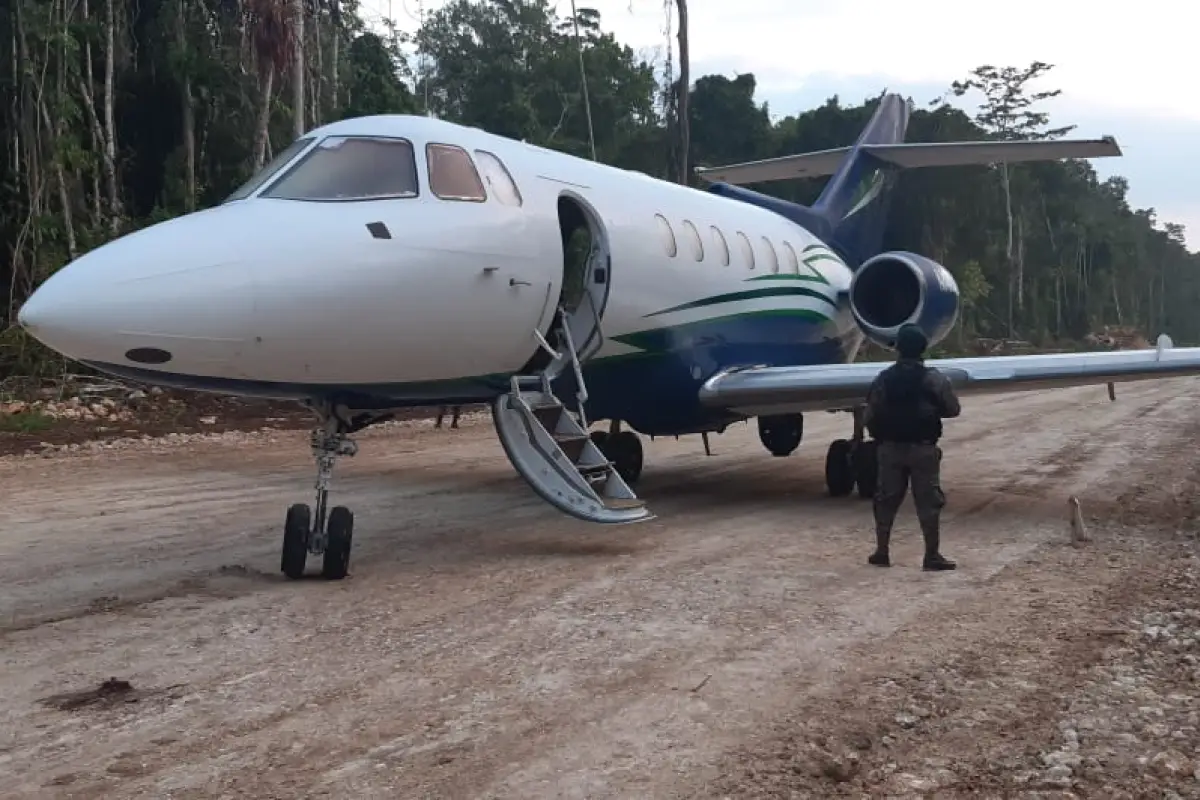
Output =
[{"x1": 862, "y1": 347, "x2": 961, "y2": 571}]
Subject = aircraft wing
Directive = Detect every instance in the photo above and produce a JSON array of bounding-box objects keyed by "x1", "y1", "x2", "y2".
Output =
[
  {"x1": 698, "y1": 337, "x2": 1200, "y2": 416},
  {"x1": 695, "y1": 137, "x2": 1122, "y2": 185}
]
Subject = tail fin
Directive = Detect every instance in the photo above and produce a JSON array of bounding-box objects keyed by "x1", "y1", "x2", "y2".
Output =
[
  {"x1": 809, "y1": 93, "x2": 911, "y2": 267},
  {"x1": 696, "y1": 93, "x2": 1121, "y2": 269}
]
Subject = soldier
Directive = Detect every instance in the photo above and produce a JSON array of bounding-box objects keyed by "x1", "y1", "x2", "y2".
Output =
[{"x1": 862, "y1": 323, "x2": 961, "y2": 571}]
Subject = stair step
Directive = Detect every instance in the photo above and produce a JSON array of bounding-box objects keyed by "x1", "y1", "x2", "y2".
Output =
[
  {"x1": 554, "y1": 432, "x2": 589, "y2": 461},
  {"x1": 531, "y1": 404, "x2": 562, "y2": 428},
  {"x1": 603, "y1": 497, "x2": 645, "y2": 510}
]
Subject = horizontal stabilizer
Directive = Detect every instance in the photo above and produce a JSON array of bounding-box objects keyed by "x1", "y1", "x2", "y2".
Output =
[{"x1": 695, "y1": 137, "x2": 1123, "y2": 185}]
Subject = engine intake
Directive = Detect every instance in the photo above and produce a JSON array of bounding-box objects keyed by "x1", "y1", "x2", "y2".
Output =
[{"x1": 849, "y1": 251, "x2": 960, "y2": 350}]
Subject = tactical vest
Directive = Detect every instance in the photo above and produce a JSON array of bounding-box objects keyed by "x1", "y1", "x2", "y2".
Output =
[{"x1": 867, "y1": 361, "x2": 943, "y2": 444}]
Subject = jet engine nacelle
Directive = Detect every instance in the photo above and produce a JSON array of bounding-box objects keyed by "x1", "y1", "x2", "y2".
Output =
[{"x1": 848, "y1": 251, "x2": 960, "y2": 350}]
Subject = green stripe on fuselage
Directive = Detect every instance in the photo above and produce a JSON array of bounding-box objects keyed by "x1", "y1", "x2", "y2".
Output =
[{"x1": 644, "y1": 286, "x2": 836, "y2": 318}]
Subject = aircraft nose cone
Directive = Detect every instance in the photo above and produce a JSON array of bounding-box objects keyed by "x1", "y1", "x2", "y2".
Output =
[
  {"x1": 16, "y1": 295, "x2": 41, "y2": 333},
  {"x1": 18, "y1": 255, "x2": 258, "y2": 373}
]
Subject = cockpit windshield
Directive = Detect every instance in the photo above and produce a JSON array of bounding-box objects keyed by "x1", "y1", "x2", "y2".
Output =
[
  {"x1": 260, "y1": 136, "x2": 419, "y2": 202},
  {"x1": 224, "y1": 137, "x2": 315, "y2": 203}
]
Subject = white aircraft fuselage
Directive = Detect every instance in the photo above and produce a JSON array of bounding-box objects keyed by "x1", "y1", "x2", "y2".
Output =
[{"x1": 18, "y1": 114, "x2": 860, "y2": 436}]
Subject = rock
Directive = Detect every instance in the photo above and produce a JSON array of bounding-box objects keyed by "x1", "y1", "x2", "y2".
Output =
[
  {"x1": 1151, "y1": 749, "x2": 1190, "y2": 775},
  {"x1": 1038, "y1": 763, "x2": 1074, "y2": 789},
  {"x1": 895, "y1": 712, "x2": 919, "y2": 729}
]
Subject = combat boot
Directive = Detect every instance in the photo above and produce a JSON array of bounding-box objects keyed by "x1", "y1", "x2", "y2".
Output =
[
  {"x1": 920, "y1": 519, "x2": 956, "y2": 571},
  {"x1": 868, "y1": 529, "x2": 890, "y2": 567}
]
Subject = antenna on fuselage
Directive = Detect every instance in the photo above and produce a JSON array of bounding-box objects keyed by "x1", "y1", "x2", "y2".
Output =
[{"x1": 567, "y1": 0, "x2": 597, "y2": 161}]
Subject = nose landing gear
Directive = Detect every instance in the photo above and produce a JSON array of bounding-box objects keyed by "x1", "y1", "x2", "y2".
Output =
[{"x1": 280, "y1": 406, "x2": 364, "y2": 581}]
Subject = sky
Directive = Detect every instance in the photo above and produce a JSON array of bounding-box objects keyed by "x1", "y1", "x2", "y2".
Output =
[{"x1": 360, "y1": 0, "x2": 1199, "y2": 251}]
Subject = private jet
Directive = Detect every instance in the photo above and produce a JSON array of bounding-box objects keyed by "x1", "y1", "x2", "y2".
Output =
[{"x1": 18, "y1": 94, "x2": 1200, "y2": 581}]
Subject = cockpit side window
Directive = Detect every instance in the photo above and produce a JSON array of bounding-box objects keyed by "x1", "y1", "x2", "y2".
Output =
[
  {"x1": 224, "y1": 136, "x2": 315, "y2": 202},
  {"x1": 260, "y1": 136, "x2": 419, "y2": 202},
  {"x1": 472, "y1": 149, "x2": 523, "y2": 207},
  {"x1": 426, "y1": 143, "x2": 487, "y2": 202}
]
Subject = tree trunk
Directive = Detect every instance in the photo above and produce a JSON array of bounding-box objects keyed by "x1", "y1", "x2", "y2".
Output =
[
  {"x1": 39, "y1": 97, "x2": 77, "y2": 260},
  {"x1": 311, "y1": 5, "x2": 322, "y2": 128},
  {"x1": 103, "y1": 0, "x2": 120, "y2": 234},
  {"x1": 177, "y1": 0, "x2": 196, "y2": 211},
  {"x1": 675, "y1": 0, "x2": 690, "y2": 186},
  {"x1": 79, "y1": 0, "x2": 102, "y2": 226},
  {"x1": 330, "y1": 0, "x2": 340, "y2": 114},
  {"x1": 292, "y1": 0, "x2": 304, "y2": 139},
  {"x1": 999, "y1": 162, "x2": 1014, "y2": 336},
  {"x1": 1016, "y1": 213, "x2": 1025, "y2": 313},
  {"x1": 253, "y1": 64, "x2": 275, "y2": 170}
]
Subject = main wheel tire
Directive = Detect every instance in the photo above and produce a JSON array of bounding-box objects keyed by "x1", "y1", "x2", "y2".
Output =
[
  {"x1": 825, "y1": 439, "x2": 856, "y2": 497},
  {"x1": 757, "y1": 414, "x2": 803, "y2": 457},
  {"x1": 854, "y1": 440, "x2": 879, "y2": 499},
  {"x1": 282, "y1": 503, "x2": 311, "y2": 580},
  {"x1": 589, "y1": 430, "x2": 610, "y2": 450},
  {"x1": 321, "y1": 505, "x2": 354, "y2": 581},
  {"x1": 608, "y1": 431, "x2": 644, "y2": 485}
]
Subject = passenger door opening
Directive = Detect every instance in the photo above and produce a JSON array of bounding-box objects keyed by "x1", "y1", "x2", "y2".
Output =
[{"x1": 522, "y1": 193, "x2": 611, "y2": 374}]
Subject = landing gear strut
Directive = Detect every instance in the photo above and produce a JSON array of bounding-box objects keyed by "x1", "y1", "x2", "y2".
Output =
[
  {"x1": 590, "y1": 421, "x2": 644, "y2": 485},
  {"x1": 824, "y1": 406, "x2": 877, "y2": 500},
  {"x1": 281, "y1": 410, "x2": 361, "y2": 581}
]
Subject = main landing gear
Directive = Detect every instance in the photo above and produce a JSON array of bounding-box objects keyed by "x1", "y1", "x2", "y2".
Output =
[
  {"x1": 589, "y1": 421, "x2": 644, "y2": 486},
  {"x1": 281, "y1": 408, "x2": 366, "y2": 581},
  {"x1": 824, "y1": 406, "x2": 878, "y2": 500}
]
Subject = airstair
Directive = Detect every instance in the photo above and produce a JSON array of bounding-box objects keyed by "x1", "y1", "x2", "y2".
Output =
[{"x1": 492, "y1": 306, "x2": 653, "y2": 524}]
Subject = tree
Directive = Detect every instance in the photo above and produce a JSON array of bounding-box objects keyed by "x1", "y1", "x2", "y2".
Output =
[{"x1": 946, "y1": 62, "x2": 1075, "y2": 336}]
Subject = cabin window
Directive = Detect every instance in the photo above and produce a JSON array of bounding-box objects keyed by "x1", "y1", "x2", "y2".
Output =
[
  {"x1": 710, "y1": 226, "x2": 730, "y2": 266},
  {"x1": 761, "y1": 237, "x2": 780, "y2": 273},
  {"x1": 473, "y1": 149, "x2": 523, "y2": 207},
  {"x1": 781, "y1": 241, "x2": 800, "y2": 274},
  {"x1": 427, "y1": 143, "x2": 487, "y2": 201},
  {"x1": 261, "y1": 136, "x2": 418, "y2": 201},
  {"x1": 655, "y1": 214, "x2": 678, "y2": 257},
  {"x1": 736, "y1": 231, "x2": 754, "y2": 269},
  {"x1": 681, "y1": 220, "x2": 704, "y2": 261},
  {"x1": 226, "y1": 136, "x2": 316, "y2": 202}
]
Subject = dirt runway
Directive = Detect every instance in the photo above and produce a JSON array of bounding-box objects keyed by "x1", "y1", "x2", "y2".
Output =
[{"x1": 3, "y1": 379, "x2": 1200, "y2": 798}]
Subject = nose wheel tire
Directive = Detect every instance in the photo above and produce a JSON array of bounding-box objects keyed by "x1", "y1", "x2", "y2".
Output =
[
  {"x1": 321, "y1": 506, "x2": 354, "y2": 580},
  {"x1": 281, "y1": 503, "x2": 311, "y2": 580},
  {"x1": 825, "y1": 439, "x2": 856, "y2": 497}
]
